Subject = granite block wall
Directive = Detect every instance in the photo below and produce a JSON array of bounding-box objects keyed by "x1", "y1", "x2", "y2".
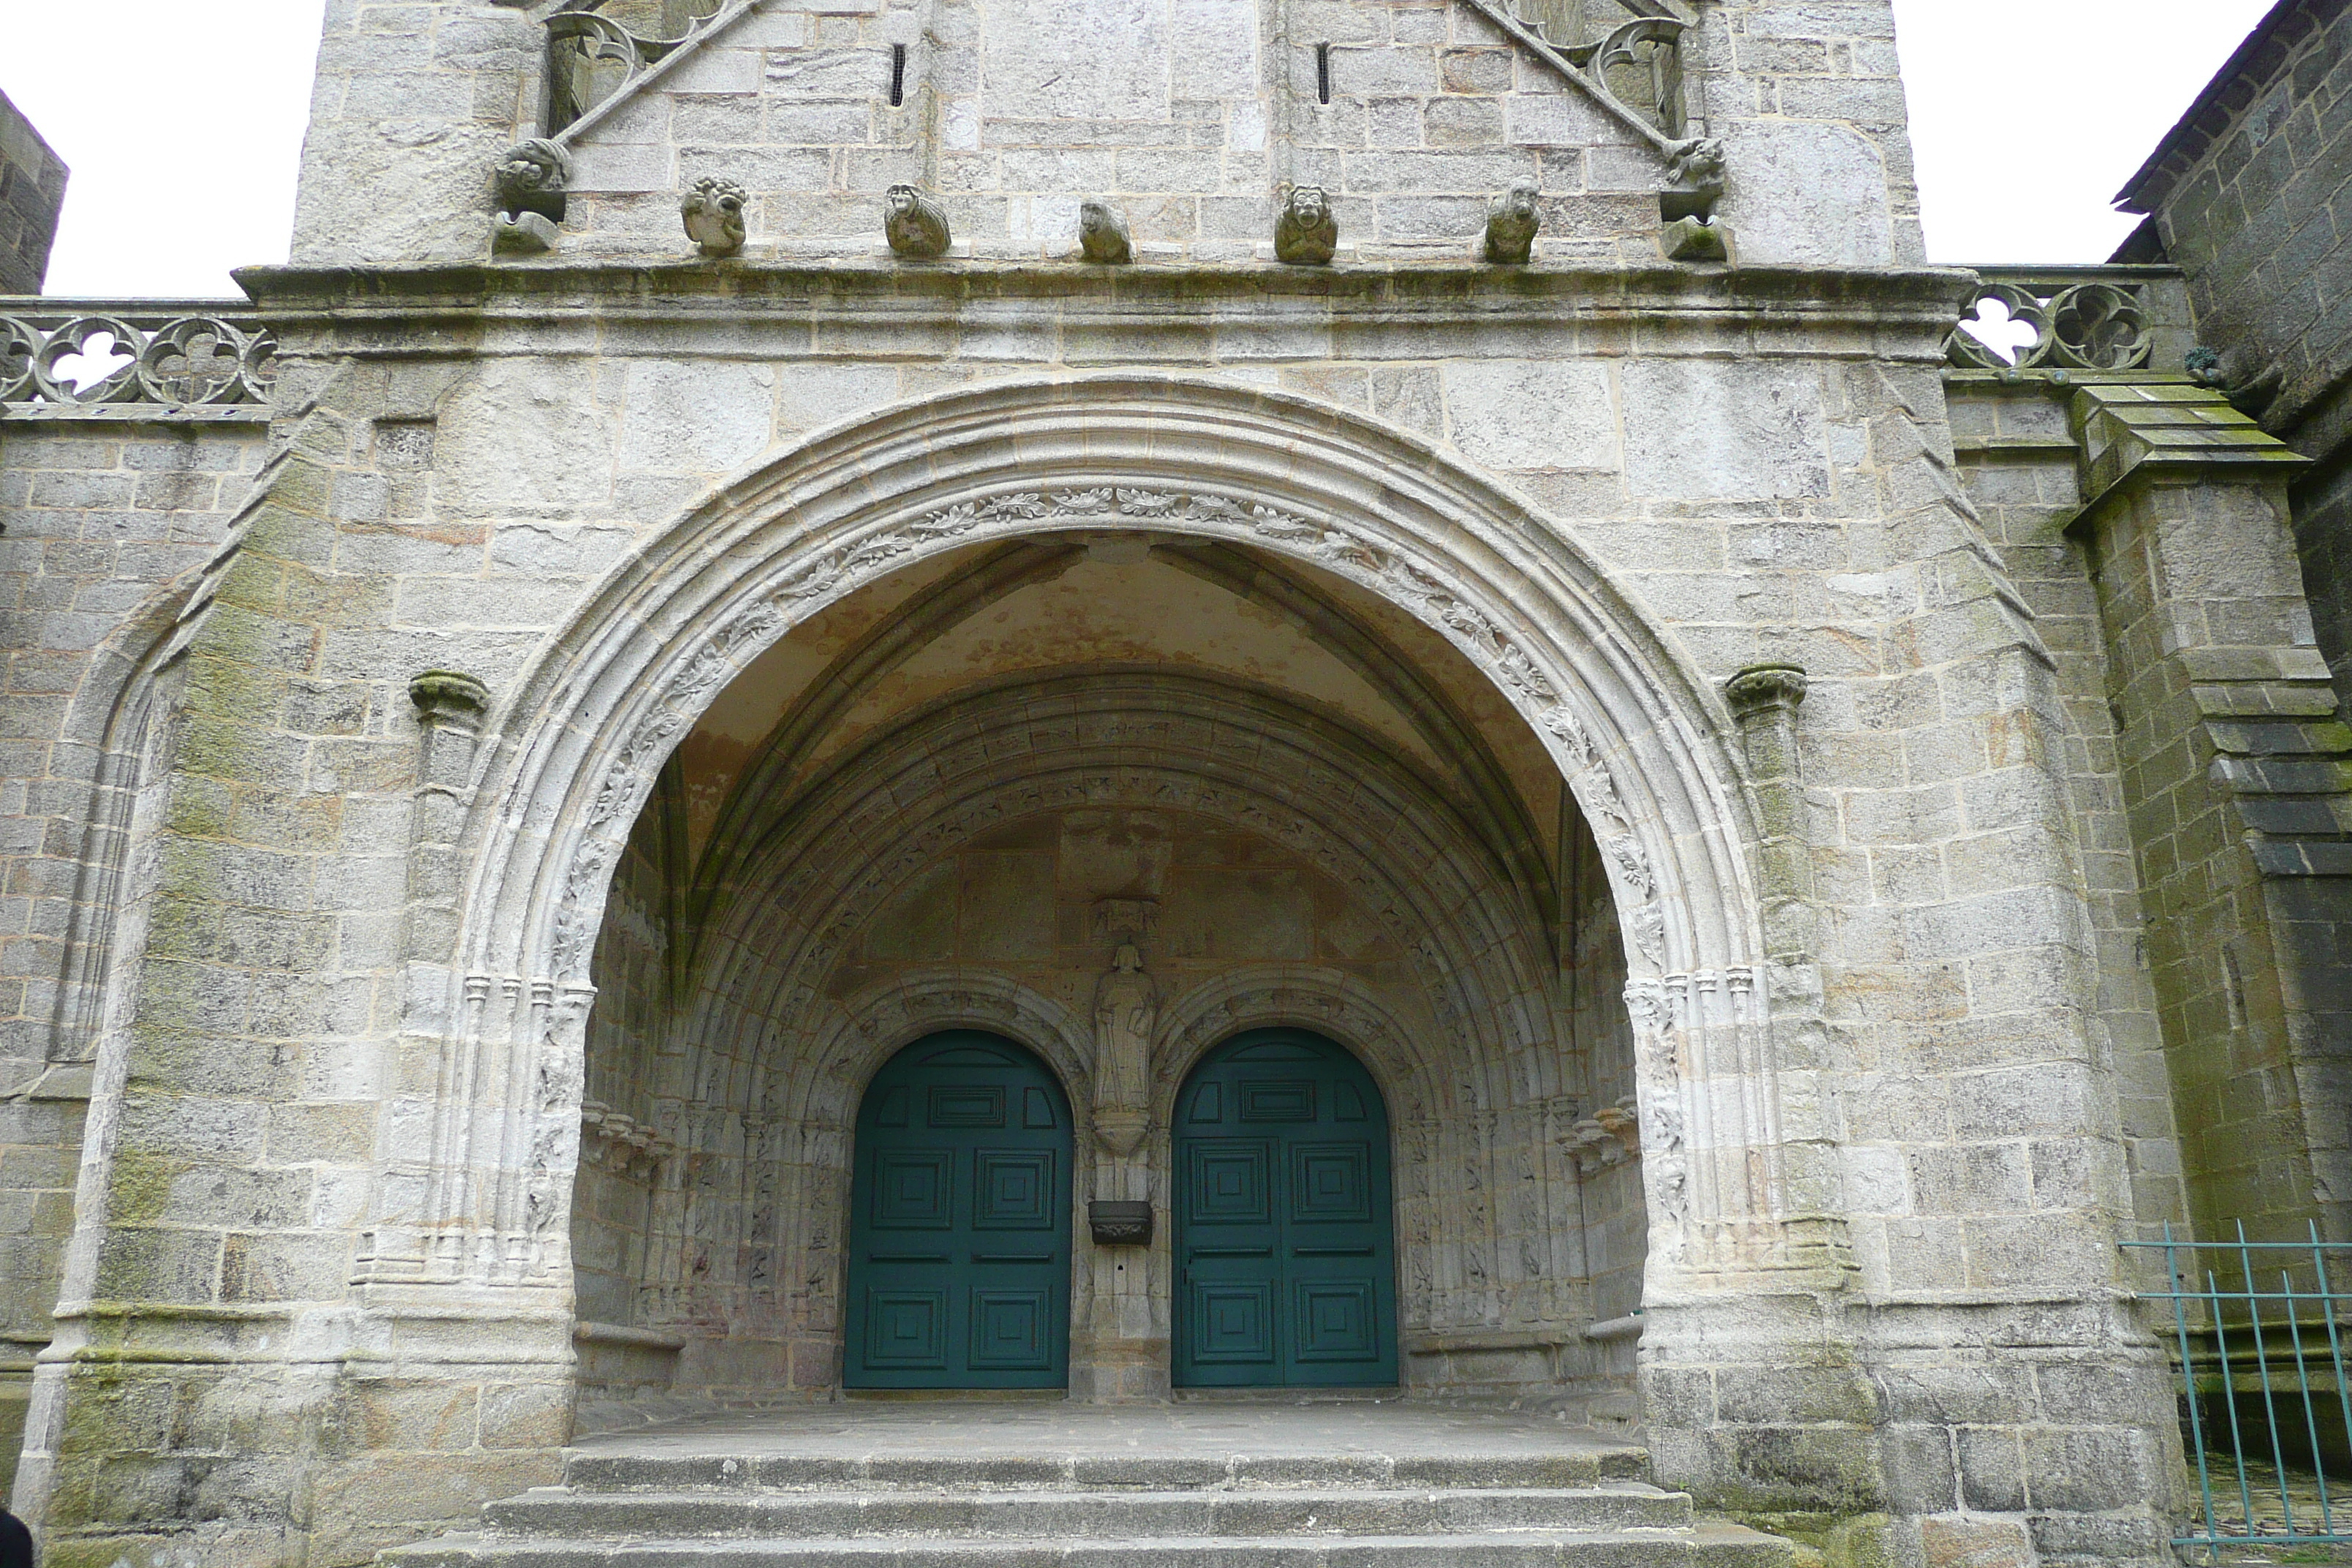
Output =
[{"x1": 0, "y1": 91, "x2": 67, "y2": 297}]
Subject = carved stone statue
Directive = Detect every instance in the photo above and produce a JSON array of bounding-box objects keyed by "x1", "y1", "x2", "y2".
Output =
[
  {"x1": 1078, "y1": 198, "x2": 1133, "y2": 264},
  {"x1": 1484, "y1": 180, "x2": 1540, "y2": 265},
  {"x1": 1659, "y1": 136, "x2": 1728, "y2": 263},
  {"x1": 682, "y1": 176, "x2": 747, "y2": 258},
  {"x1": 1274, "y1": 185, "x2": 1338, "y2": 265},
  {"x1": 1091, "y1": 943, "x2": 1157, "y2": 1156},
  {"x1": 884, "y1": 184, "x2": 952, "y2": 259},
  {"x1": 491, "y1": 139, "x2": 573, "y2": 256}
]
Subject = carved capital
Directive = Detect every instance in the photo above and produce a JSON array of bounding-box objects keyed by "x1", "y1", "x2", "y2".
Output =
[
  {"x1": 410, "y1": 669, "x2": 493, "y2": 731},
  {"x1": 1723, "y1": 664, "x2": 1807, "y2": 724}
]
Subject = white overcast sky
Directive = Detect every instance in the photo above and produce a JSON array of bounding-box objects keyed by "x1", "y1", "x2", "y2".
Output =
[{"x1": 0, "y1": 0, "x2": 2284, "y2": 298}]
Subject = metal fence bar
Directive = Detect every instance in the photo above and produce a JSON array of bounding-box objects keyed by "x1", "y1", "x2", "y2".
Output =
[
  {"x1": 2208, "y1": 1265, "x2": 2261, "y2": 1542},
  {"x1": 2162, "y1": 1229, "x2": 2226, "y2": 1558},
  {"x1": 2317, "y1": 1226, "x2": 2352, "y2": 1517},
  {"x1": 2284, "y1": 1271, "x2": 2333, "y2": 1531},
  {"x1": 2239, "y1": 1222, "x2": 2299, "y2": 1531},
  {"x1": 2123, "y1": 1229, "x2": 2352, "y2": 1556}
]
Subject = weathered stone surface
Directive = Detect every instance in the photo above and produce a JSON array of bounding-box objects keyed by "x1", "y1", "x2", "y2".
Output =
[{"x1": 0, "y1": 3, "x2": 2293, "y2": 1566}]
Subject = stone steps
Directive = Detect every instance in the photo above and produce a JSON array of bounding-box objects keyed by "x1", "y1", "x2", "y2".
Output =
[
  {"x1": 391, "y1": 1526, "x2": 1789, "y2": 1567},
  {"x1": 478, "y1": 1484, "x2": 1695, "y2": 1538},
  {"x1": 380, "y1": 1409, "x2": 1794, "y2": 1568},
  {"x1": 559, "y1": 1450, "x2": 1651, "y2": 1493}
]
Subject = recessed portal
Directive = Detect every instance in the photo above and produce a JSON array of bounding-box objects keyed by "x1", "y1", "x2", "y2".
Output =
[
  {"x1": 845, "y1": 1031, "x2": 1074, "y2": 1390},
  {"x1": 1172, "y1": 1029, "x2": 1398, "y2": 1388}
]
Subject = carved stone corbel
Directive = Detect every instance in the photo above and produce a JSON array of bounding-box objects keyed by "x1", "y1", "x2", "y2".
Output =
[
  {"x1": 1724, "y1": 665, "x2": 1806, "y2": 774},
  {"x1": 1079, "y1": 199, "x2": 1133, "y2": 264},
  {"x1": 1659, "y1": 137, "x2": 1727, "y2": 263},
  {"x1": 682, "y1": 176, "x2": 747, "y2": 258},
  {"x1": 1275, "y1": 186, "x2": 1338, "y2": 265},
  {"x1": 492, "y1": 139, "x2": 573, "y2": 256},
  {"x1": 1484, "y1": 180, "x2": 1541, "y2": 265},
  {"x1": 884, "y1": 184, "x2": 952, "y2": 259},
  {"x1": 410, "y1": 670, "x2": 491, "y2": 793}
]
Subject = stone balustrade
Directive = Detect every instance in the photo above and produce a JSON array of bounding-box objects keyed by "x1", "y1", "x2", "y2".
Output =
[
  {"x1": 1946, "y1": 265, "x2": 2199, "y2": 374},
  {"x1": 0, "y1": 301, "x2": 276, "y2": 415}
]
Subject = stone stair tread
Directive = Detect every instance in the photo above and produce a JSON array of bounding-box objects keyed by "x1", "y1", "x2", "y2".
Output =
[
  {"x1": 480, "y1": 1483, "x2": 1693, "y2": 1537},
  {"x1": 385, "y1": 1525, "x2": 1793, "y2": 1565},
  {"x1": 560, "y1": 1453, "x2": 1652, "y2": 1490}
]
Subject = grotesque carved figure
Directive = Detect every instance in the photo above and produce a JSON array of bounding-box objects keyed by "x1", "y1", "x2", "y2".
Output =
[
  {"x1": 1663, "y1": 137, "x2": 1727, "y2": 211},
  {"x1": 1091, "y1": 943, "x2": 1157, "y2": 1157},
  {"x1": 1078, "y1": 199, "x2": 1133, "y2": 264},
  {"x1": 1659, "y1": 136, "x2": 1728, "y2": 263},
  {"x1": 1484, "y1": 180, "x2": 1541, "y2": 265},
  {"x1": 884, "y1": 184, "x2": 952, "y2": 260},
  {"x1": 1274, "y1": 185, "x2": 1338, "y2": 265},
  {"x1": 2187, "y1": 344, "x2": 2284, "y2": 416},
  {"x1": 681, "y1": 176, "x2": 747, "y2": 258},
  {"x1": 495, "y1": 140, "x2": 572, "y2": 221},
  {"x1": 492, "y1": 139, "x2": 574, "y2": 256}
]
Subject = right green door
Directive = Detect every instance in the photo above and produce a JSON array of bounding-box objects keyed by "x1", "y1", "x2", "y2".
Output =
[{"x1": 1172, "y1": 1028, "x2": 1398, "y2": 1388}]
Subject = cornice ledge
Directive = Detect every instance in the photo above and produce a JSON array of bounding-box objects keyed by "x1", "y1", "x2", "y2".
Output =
[{"x1": 234, "y1": 260, "x2": 1982, "y2": 319}]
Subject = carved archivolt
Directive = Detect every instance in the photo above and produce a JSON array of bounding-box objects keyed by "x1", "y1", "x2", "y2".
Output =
[
  {"x1": 681, "y1": 672, "x2": 1555, "y2": 1092},
  {"x1": 432, "y1": 377, "x2": 1773, "y2": 1288},
  {"x1": 557, "y1": 488, "x2": 1671, "y2": 998},
  {"x1": 1147, "y1": 965, "x2": 1438, "y2": 1129},
  {"x1": 785, "y1": 970, "x2": 1096, "y2": 1130}
]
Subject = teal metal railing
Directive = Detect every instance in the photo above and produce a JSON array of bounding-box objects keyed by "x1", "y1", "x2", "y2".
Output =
[{"x1": 2125, "y1": 1224, "x2": 2352, "y2": 1560}]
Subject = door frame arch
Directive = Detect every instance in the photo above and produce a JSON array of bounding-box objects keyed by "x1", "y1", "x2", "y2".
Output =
[{"x1": 393, "y1": 372, "x2": 1788, "y2": 1309}]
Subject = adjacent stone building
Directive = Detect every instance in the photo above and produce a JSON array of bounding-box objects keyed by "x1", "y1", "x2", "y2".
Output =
[
  {"x1": 0, "y1": 0, "x2": 2341, "y2": 1564},
  {"x1": 0, "y1": 90, "x2": 66, "y2": 295},
  {"x1": 2106, "y1": 0, "x2": 2352, "y2": 1271}
]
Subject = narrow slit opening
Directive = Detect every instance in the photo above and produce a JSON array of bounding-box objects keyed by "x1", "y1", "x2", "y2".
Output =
[
  {"x1": 889, "y1": 43, "x2": 907, "y2": 108},
  {"x1": 1316, "y1": 42, "x2": 1331, "y2": 105}
]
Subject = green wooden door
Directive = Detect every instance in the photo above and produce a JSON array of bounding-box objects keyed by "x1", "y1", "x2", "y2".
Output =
[
  {"x1": 1172, "y1": 1028, "x2": 1398, "y2": 1388},
  {"x1": 844, "y1": 1031, "x2": 1072, "y2": 1390}
]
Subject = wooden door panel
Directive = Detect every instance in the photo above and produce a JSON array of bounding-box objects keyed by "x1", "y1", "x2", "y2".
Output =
[
  {"x1": 1173, "y1": 1029, "x2": 1397, "y2": 1387},
  {"x1": 845, "y1": 1032, "x2": 1071, "y2": 1389}
]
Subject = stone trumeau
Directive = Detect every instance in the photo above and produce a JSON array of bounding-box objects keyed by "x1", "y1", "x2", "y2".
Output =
[{"x1": 9, "y1": 1, "x2": 2333, "y2": 1567}]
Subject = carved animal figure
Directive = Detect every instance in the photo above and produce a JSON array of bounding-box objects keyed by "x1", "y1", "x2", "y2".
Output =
[
  {"x1": 494, "y1": 139, "x2": 573, "y2": 222},
  {"x1": 1078, "y1": 198, "x2": 1133, "y2": 264},
  {"x1": 1484, "y1": 180, "x2": 1540, "y2": 265},
  {"x1": 682, "y1": 176, "x2": 747, "y2": 258},
  {"x1": 884, "y1": 184, "x2": 952, "y2": 259},
  {"x1": 1274, "y1": 185, "x2": 1338, "y2": 265},
  {"x1": 1660, "y1": 136, "x2": 1727, "y2": 223}
]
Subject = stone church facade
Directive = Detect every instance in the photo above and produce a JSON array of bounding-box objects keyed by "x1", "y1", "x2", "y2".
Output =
[{"x1": 0, "y1": 0, "x2": 2341, "y2": 1564}]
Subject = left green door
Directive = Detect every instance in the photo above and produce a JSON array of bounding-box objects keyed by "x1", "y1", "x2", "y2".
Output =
[{"x1": 844, "y1": 1031, "x2": 1072, "y2": 1390}]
